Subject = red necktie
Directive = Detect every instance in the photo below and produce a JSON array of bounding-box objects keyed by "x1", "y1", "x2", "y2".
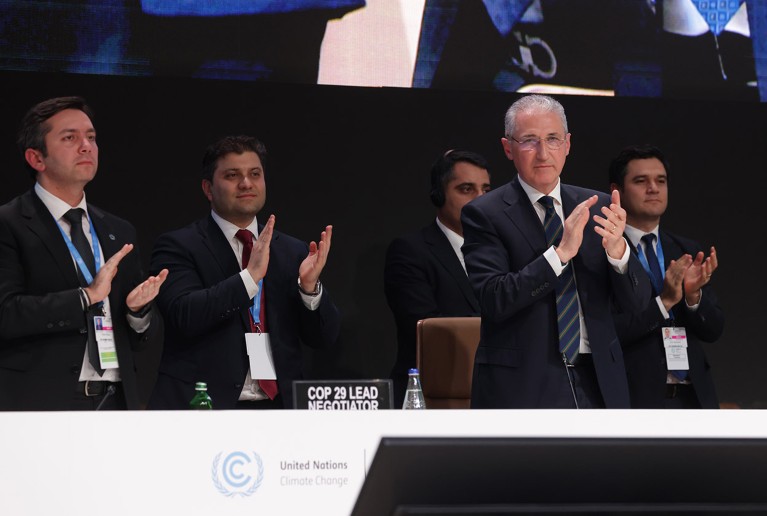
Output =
[{"x1": 235, "y1": 229, "x2": 279, "y2": 400}]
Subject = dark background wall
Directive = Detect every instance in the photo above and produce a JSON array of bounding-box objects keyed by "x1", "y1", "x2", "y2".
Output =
[{"x1": 2, "y1": 70, "x2": 765, "y2": 407}]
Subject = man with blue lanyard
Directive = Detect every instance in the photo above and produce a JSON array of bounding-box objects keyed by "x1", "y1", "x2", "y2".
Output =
[
  {"x1": 609, "y1": 144, "x2": 724, "y2": 408},
  {"x1": 0, "y1": 96, "x2": 168, "y2": 410}
]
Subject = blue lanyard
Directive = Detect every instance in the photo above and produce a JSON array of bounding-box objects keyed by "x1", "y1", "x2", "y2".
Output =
[
  {"x1": 252, "y1": 279, "x2": 263, "y2": 325},
  {"x1": 55, "y1": 212, "x2": 102, "y2": 284}
]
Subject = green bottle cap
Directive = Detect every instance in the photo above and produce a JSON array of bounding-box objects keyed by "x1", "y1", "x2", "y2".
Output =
[{"x1": 195, "y1": 382, "x2": 207, "y2": 391}]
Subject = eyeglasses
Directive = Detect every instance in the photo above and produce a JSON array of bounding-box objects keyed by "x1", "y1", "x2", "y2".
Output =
[{"x1": 508, "y1": 135, "x2": 567, "y2": 151}]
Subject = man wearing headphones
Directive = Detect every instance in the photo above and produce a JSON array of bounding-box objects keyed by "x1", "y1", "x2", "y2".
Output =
[{"x1": 384, "y1": 150, "x2": 491, "y2": 405}]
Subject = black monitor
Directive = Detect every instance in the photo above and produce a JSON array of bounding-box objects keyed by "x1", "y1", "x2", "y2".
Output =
[{"x1": 352, "y1": 437, "x2": 767, "y2": 516}]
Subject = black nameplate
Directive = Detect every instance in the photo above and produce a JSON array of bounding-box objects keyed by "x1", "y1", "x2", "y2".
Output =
[{"x1": 293, "y1": 379, "x2": 394, "y2": 410}]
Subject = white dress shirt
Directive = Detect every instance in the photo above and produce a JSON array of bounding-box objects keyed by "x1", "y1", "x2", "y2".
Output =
[
  {"x1": 517, "y1": 177, "x2": 631, "y2": 354},
  {"x1": 34, "y1": 183, "x2": 150, "y2": 382},
  {"x1": 209, "y1": 210, "x2": 321, "y2": 401},
  {"x1": 435, "y1": 216, "x2": 467, "y2": 274}
]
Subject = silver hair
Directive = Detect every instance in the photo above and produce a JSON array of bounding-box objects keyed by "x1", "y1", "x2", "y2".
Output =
[{"x1": 504, "y1": 94, "x2": 568, "y2": 137}]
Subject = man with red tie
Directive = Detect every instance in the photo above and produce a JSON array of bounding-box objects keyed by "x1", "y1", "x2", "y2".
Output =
[{"x1": 148, "y1": 135, "x2": 340, "y2": 409}]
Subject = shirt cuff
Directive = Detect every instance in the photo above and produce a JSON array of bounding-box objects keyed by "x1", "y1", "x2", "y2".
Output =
[
  {"x1": 544, "y1": 246, "x2": 565, "y2": 276},
  {"x1": 240, "y1": 269, "x2": 259, "y2": 299},
  {"x1": 606, "y1": 237, "x2": 630, "y2": 274},
  {"x1": 241, "y1": 269, "x2": 321, "y2": 310},
  {"x1": 127, "y1": 312, "x2": 151, "y2": 334},
  {"x1": 685, "y1": 290, "x2": 702, "y2": 311},
  {"x1": 654, "y1": 296, "x2": 671, "y2": 319},
  {"x1": 300, "y1": 284, "x2": 322, "y2": 311}
]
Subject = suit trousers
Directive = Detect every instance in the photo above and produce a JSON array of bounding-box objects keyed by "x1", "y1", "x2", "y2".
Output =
[{"x1": 555, "y1": 354, "x2": 605, "y2": 409}]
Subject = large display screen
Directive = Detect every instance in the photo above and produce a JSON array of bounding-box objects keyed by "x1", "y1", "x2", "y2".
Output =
[{"x1": 2, "y1": 0, "x2": 765, "y2": 101}]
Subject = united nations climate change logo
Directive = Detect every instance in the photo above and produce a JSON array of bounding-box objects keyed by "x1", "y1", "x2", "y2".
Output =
[{"x1": 211, "y1": 451, "x2": 264, "y2": 497}]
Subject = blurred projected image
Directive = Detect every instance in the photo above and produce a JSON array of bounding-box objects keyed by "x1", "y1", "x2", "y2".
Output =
[
  {"x1": 413, "y1": 0, "x2": 763, "y2": 101},
  {"x1": 0, "y1": 0, "x2": 365, "y2": 81},
  {"x1": 1, "y1": 0, "x2": 764, "y2": 101},
  {"x1": 138, "y1": 0, "x2": 366, "y2": 81}
]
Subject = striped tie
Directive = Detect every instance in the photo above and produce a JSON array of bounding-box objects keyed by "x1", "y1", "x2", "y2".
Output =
[{"x1": 538, "y1": 196, "x2": 580, "y2": 364}]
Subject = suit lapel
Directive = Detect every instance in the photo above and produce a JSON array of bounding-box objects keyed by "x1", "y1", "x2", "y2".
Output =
[
  {"x1": 88, "y1": 204, "x2": 122, "y2": 261},
  {"x1": 561, "y1": 184, "x2": 597, "y2": 260},
  {"x1": 660, "y1": 230, "x2": 683, "y2": 269},
  {"x1": 260, "y1": 222, "x2": 282, "y2": 333},
  {"x1": 199, "y1": 215, "x2": 242, "y2": 278},
  {"x1": 559, "y1": 185, "x2": 597, "y2": 306},
  {"x1": 502, "y1": 177, "x2": 547, "y2": 252},
  {"x1": 198, "y1": 215, "x2": 267, "y2": 333},
  {"x1": 559, "y1": 184, "x2": 579, "y2": 218},
  {"x1": 21, "y1": 190, "x2": 80, "y2": 286},
  {"x1": 423, "y1": 222, "x2": 479, "y2": 312}
]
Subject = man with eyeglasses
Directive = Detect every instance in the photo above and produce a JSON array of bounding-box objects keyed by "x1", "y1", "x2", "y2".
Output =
[
  {"x1": 461, "y1": 94, "x2": 651, "y2": 409},
  {"x1": 608, "y1": 144, "x2": 723, "y2": 409}
]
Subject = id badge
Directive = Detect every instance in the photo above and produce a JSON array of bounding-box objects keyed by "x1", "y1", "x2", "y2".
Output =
[
  {"x1": 245, "y1": 332, "x2": 277, "y2": 380},
  {"x1": 93, "y1": 316, "x2": 119, "y2": 369},
  {"x1": 662, "y1": 326, "x2": 689, "y2": 371}
]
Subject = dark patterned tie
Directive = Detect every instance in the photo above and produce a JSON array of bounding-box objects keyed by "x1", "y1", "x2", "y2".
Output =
[
  {"x1": 235, "y1": 229, "x2": 279, "y2": 400},
  {"x1": 538, "y1": 196, "x2": 580, "y2": 364},
  {"x1": 63, "y1": 208, "x2": 103, "y2": 375}
]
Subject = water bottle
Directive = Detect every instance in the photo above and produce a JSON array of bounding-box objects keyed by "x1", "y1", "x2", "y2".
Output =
[
  {"x1": 402, "y1": 368, "x2": 426, "y2": 409},
  {"x1": 189, "y1": 381, "x2": 213, "y2": 410}
]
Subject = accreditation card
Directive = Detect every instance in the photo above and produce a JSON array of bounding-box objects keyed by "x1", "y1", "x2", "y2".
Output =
[
  {"x1": 662, "y1": 326, "x2": 689, "y2": 371},
  {"x1": 93, "y1": 315, "x2": 119, "y2": 369},
  {"x1": 245, "y1": 332, "x2": 277, "y2": 380}
]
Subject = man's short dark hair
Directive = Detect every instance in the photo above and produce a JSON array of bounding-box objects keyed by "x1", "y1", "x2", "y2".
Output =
[
  {"x1": 16, "y1": 96, "x2": 95, "y2": 179},
  {"x1": 429, "y1": 149, "x2": 489, "y2": 208},
  {"x1": 609, "y1": 144, "x2": 671, "y2": 188},
  {"x1": 202, "y1": 135, "x2": 268, "y2": 182}
]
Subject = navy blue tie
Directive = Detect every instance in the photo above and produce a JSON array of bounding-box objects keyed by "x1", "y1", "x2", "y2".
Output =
[
  {"x1": 641, "y1": 234, "x2": 664, "y2": 296},
  {"x1": 643, "y1": 234, "x2": 687, "y2": 380},
  {"x1": 538, "y1": 196, "x2": 580, "y2": 364}
]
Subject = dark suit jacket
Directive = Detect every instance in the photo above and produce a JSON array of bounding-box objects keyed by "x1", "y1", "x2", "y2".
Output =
[
  {"x1": 0, "y1": 189, "x2": 154, "y2": 410},
  {"x1": 461, "y1": 178, "x2": 651, "y2": 408},
  {"x1": 615, "y1": 230, "x2": 724, "y2": 408},
  {"x1": 148, "y1": 215, "x2": 340, "y2": 409},
  {"x1": 384, "y1": 221, "x2": 480, "y2": 404}
]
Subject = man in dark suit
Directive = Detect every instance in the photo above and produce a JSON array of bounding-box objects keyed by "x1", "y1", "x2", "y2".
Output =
[
  {"x1": 384, "y1": 150, "x2": 491, "y2": 405},
  {"x1": 462, "y1": 94, "x2": 651, "y2": 409},
  {"x1": 609, "y1": 145, "x2": 723, "y2": 408},
  {"x1": 0, "y1": 96, "x2": 167, "y2": 410},
  {"x1": 148, "y1": 135, "x2": 340, "y2": 409}
]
